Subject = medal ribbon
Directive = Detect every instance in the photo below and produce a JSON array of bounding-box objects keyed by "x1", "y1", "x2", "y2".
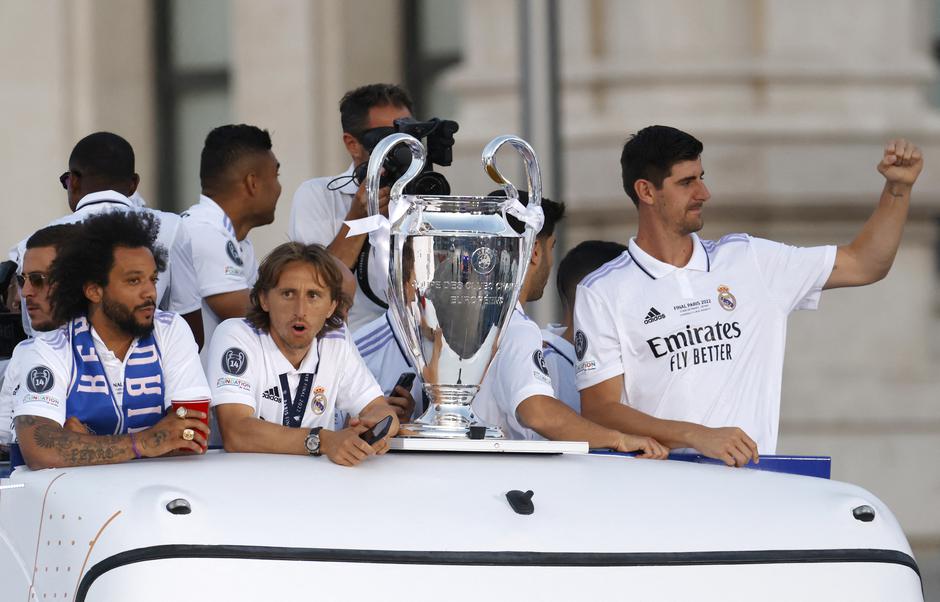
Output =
[
  {"x1": 279, "y1": 341, "x2": 322, "y2": 428},
  {"x1": 280, "y1": 372, "x2": 315, "y2": 428}
]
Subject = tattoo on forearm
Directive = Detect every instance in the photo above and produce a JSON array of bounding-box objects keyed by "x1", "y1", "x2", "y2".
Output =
[
  {"x1": 15, "y1": 416, "x2": 131, "y2": 467},
  {"x1": 140, "y1": 428, "x2": 168, "y2": 451}
]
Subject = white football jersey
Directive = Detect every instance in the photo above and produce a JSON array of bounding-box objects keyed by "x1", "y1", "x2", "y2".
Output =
[
  {"x1": 541, "y1": 324, "x2": 579, "y2": 414},
  {"x1": 353, "y1": 312, "x2": 424, "y2": 417},
  {"x1": 473, "y1": 304, "x2": 556, "y2": 440},
  {"x1": 8, "y1": 311, "x2": 209, "y2": 428},
  {"x1": 573, "y1": 233, "x2": 836, "y2": 454},
  {"x1": 176, "y1": 195, "x2": 258, "y2": 348},
  {"x1": 0, "y1": 359, "x2": 14, "y2": 445},
  {"x1": 207, "y1": 318, "x2": 383, "y2": 429}
]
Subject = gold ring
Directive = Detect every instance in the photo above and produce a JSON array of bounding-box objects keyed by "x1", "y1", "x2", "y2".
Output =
[
  {"x1": 182, "y1": 428, "x2": 195, "y2": 441},
  {"x1": 175, "y1": 407, "x2": 187, "y2": 419}
]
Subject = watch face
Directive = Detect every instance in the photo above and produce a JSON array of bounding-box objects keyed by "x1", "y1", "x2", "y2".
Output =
[{"x1": 305, "y1": 432, "x2": 320, "y2": 454}]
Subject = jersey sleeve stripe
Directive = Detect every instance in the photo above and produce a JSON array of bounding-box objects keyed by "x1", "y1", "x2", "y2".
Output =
[
  {"x1": 358, "y1": 331, "x2": 395, "y2": 358},
  {"x1": 717, "y1": 233, "x2": 749, "y2": 245},
  {"x1": 354, "y1": 323, "x2": 392, "y2": 348}
]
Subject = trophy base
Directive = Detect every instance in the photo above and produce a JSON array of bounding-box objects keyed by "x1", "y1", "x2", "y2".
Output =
[
  {"x1": 400, "y1": 422, "x2": 504, "y2": 440},
  {"x1": 401, "y1": 402, "x2": 504, "y2": 439}
]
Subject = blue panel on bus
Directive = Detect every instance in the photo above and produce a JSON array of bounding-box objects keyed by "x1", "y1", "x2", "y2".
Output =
[{"x1": 590, "y1": 450, "x2": 832, "y2": 479}]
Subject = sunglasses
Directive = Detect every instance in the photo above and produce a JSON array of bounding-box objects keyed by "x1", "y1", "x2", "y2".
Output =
[
  {"x1": 16, "y1": 272, "x2": 50, "y2": 289},
  {"x1": 58, "y1": 169, "x2": 81, "y2": 190}
]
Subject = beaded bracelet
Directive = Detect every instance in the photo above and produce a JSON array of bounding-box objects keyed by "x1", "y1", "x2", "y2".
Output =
[{"x1": 129, "y1": 432, "x2": 142, "y2": 459}]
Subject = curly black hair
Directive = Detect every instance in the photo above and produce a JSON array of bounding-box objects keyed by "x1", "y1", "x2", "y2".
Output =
[{"x1": 48, "y1": 210, "x2": 167, "y2": 323}]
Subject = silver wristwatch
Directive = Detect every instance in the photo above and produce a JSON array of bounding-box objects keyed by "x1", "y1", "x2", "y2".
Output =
[{"x1": 304, "y1": 427, "x2": 322, "y2": 456}]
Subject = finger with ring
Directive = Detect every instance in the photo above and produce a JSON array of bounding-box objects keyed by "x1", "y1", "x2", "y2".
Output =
[
  {"x1": 182, "y1": 428, "x2": 195, "y2": 441},
  {"x1": 176, "y1": 406, "x2": 187, "y2": 419}
]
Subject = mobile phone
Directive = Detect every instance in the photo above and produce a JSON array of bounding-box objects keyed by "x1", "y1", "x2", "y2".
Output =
[
  {"x1": 393, "y1": 372, "x2": 416, "y2": 392},
  {"x1": 360, "y1": 414, "x2": 393, "y2": 445}
]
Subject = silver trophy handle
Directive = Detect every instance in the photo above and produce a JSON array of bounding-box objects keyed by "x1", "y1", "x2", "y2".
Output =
[
  {"x1": 481, "y1": 134, "x2": 543, "y2": 284},
  {"x1": 365, "y1": 133, "x2": 428, "y2": 217}
]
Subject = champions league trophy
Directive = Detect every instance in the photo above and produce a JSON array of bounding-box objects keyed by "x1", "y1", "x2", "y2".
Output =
[{"x1": 364, "y1": 133, "x2": 543, "y2": 439}]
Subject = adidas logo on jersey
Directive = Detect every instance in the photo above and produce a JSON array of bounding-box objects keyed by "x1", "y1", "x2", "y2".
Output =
[
  {"x1": 262, "y1": 387, "x2": 281, "y2": 402},
  {"x1": 644, "y1": 307, "x2": 666, "y2": 324}
]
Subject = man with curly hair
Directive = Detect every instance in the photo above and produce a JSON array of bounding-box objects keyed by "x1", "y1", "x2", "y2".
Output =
[
  {"x1": 208, "y1": 242, "x2": 399, "y2": 466},
  {"x1": 8, "y1": 211, "x2": 211, "y2": 469}
]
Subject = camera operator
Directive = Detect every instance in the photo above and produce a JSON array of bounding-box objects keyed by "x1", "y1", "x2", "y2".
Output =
[{"x1": 289, "y1": 84, "x2": 414, "y2": 331}]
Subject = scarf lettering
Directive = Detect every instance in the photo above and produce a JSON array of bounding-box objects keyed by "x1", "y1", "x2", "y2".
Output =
[{"x1": 66, "y1": 316, "x2": 166, "y2": 435}]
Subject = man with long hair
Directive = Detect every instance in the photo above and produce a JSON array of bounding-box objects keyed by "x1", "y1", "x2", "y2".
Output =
[
  {"x1": 209, "y1": 242, "x2": 399, "y2": 466},
  {"x1": 10, "y1": 211, "x2": 210, "y2": 469}
]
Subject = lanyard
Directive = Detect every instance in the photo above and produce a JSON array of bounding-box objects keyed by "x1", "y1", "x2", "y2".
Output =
[{"x1": 279, "y1": 341, "x2": 321, "y2": 428}]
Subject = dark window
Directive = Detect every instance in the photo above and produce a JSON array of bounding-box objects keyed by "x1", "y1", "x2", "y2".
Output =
[
  {"x1": 153, "y1": 0, "x2": 232, "y2": 212},
  {"x1": 402, "y1": 0, "x2": 463, "y2": 118}
]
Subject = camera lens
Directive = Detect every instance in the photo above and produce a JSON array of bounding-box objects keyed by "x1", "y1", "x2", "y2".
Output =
[{"x1": 406, "y1": 172, "x2": 451, "y2": 196}]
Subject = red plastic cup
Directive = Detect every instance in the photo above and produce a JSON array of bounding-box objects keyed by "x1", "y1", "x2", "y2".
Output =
[{"x1": 171, "y1": 399, "x2": 210, "y2": 452}]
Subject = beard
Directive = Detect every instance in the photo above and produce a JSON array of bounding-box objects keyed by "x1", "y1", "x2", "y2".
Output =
[{"x1": 101, "y1": 295, "x2": 154, "y2": 338}]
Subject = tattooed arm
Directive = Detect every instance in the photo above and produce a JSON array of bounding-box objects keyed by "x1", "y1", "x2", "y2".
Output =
[{"x1": 14, "y1": 412, "x2": 210, "y2": 469}]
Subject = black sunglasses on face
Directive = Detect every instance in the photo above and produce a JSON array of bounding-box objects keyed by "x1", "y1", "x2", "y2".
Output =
[
  {"x1": 16, "y1": 272, "x2": 49, "y2": 289},
  {"x1": 59, "y1": 169, "x2": 81, "y2": 190}
]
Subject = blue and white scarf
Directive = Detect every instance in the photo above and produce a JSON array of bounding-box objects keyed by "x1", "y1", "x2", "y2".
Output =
[{"x1": 66, "y1": 316, "x2": 166, "y2": 435}]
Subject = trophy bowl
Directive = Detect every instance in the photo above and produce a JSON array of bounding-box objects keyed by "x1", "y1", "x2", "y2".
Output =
[{"x1": 365, "y1": 134, "x2": 543, "y2": 439}]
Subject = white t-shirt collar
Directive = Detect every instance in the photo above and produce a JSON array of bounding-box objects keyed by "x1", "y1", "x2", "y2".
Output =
[
  {"x1": 261, "y1": 329, "x2": 321, "y2": 375},
  {"x1": 75, "y1": 190, "x2": 134, "y2": 212},
  {"x1": 627, "y1": 233, "x2": 710, "y2": 279},
  {"x1": 89, "y1": 323, "x2": 140, "y2": 363}
]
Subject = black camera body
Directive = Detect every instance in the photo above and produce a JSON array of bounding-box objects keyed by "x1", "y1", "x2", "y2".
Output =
[{"x1": 353, "y1": 117, "x2": 459, "y2": 196}]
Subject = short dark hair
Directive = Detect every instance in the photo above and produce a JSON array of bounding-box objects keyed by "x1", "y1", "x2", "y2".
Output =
[
  {"x1": 339, "y1": 83, "x2": 414, "y2": 140},
  {"x1": 68, "y1": 132, "x2": 135, "y2": 182},
  {"x1": 489, "y1": 190, "x2": 565, "y2": 239},
  {"x1": 48, "y1": 211, "x2": 167, "y2": 323},
  {"x1": 620, "y1": 125, "x2": 703, "y2": 206},
  {"x1": 247, "y1": 242, "x2": 349, "y2": 335},
  {"x1": 199, "y1": 124, "x2": 273, "y2": 192},
  {"x1": 556, "y1": 240, "x2": 627, "y2": 311},
  {"x1": 26, "y1": 224, "x2": 81, "y2": 252}
]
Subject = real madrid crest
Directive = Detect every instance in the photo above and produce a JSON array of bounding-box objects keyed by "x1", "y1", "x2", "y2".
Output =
[
  {"x1": 717, "y1": 285, "x2": 737, "y2": 311},
  {"x1": 311, "y1": 386, "x2": 327, "y2": 415}
]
